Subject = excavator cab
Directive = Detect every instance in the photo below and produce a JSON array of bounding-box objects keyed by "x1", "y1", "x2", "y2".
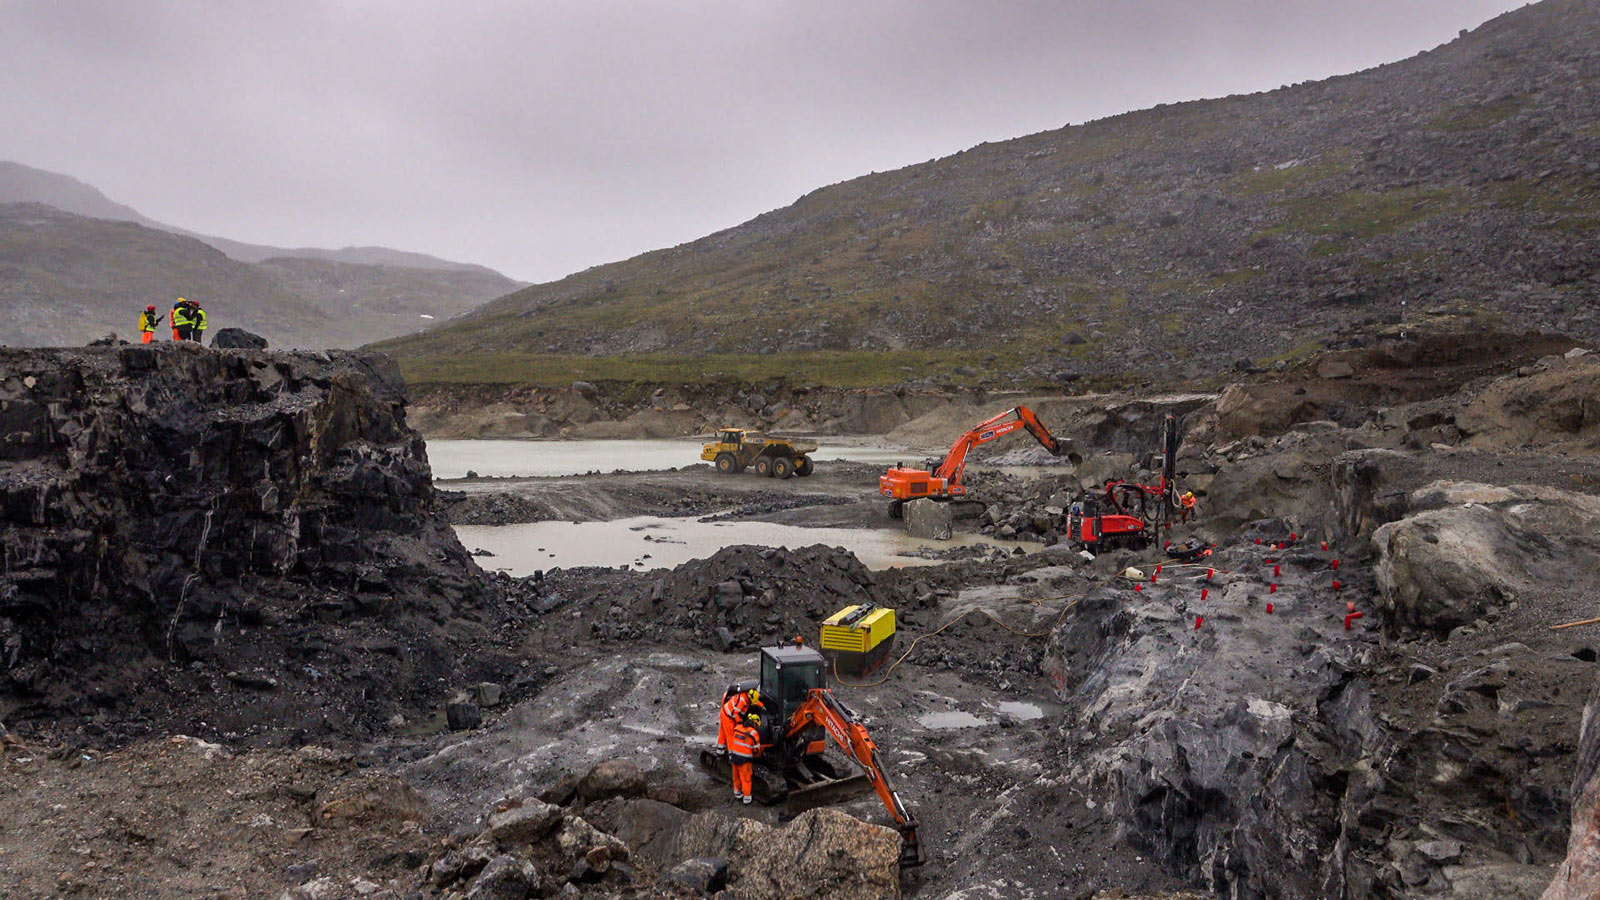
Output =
[{"x1": 759, "y1": 643, "x2": 827, "y2": 730}]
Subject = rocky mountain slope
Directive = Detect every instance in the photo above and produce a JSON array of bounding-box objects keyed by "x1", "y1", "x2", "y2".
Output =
[
  {"x1": 379, "y1": 0, "x2": 1600, "y2": 390},
  {"x1": 0, "y1": 162, "x2": 523, "y2": 348}
]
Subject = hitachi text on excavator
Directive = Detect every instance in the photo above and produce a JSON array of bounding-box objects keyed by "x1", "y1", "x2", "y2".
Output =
[{"x1": 878, "y1": 406, "x2": 1082, "y2": 519}]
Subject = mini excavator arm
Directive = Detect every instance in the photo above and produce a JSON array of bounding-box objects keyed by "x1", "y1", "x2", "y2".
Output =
[{"x1": 788, "y1": 688, "x2": 925, "y2": 866}]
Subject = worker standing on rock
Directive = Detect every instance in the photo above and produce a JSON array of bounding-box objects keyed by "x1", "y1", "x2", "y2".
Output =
[
  {"x1": 728, "y1": 713, "x2": 762, "y2": 804},
  {"x1": 717, "y1": 686, "x2": 761, "y2": 755},
  {"x1": 136, "y1": 305, "x2": 163, "y2": 344},
  {"x1": 171, "y1": 298, "x2": 192, "y2": 342},
  {"x1": 191, "y1": 302, "x2": 208, "y2": 345}
]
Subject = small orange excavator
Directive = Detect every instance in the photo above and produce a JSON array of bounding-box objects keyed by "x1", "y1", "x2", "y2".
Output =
[
  {"x1": 879, "y1": 406, "x2": 1081, "y2": 519},
  {"x1": 700, "y1": 641, "x2": 925, "y2": 867}
]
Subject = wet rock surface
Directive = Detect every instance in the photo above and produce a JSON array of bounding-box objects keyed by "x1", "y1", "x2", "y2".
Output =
[{"x1": 0, "y1": 345, "x2": 513, "y2": 744}]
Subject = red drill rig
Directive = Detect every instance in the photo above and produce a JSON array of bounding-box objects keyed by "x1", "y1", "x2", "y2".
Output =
[
  {"x1": 879, "y1": 406, "x2": 1081, "y2": 519},
  {"x1": 1068, "y1": 413, "x2": 1197, "y2": 552}
]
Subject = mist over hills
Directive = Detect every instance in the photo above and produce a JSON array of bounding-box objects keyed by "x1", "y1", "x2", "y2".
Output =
[
  {"x1": 0, "y1": 162, "x2": 521, "y2": 348},
  {"x1": 378, "y1": 0, "x2": 1600, "y2": 389}
]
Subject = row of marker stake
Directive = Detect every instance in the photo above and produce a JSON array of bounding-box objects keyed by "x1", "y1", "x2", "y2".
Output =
[{"x1": 1161, "y1": 532, "x2": 1362, "y2": 630}]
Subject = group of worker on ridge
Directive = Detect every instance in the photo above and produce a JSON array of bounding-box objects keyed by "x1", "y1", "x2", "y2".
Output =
[
  {"x1": 716, "y1": 686, "x2": 765, "y2": 804},
  {"x1": 135, "y1": 298, "x2": 209, "y2": 345}
]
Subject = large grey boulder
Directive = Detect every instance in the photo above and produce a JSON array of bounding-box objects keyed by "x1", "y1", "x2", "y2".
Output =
[
  {"x1": 593, "y1": 801, "x2": 901, "y2": 900},
  {"x1": 903, "y1": 498, "x2": 952, "y2": 541},
  {"x1": 1373, "y1": 482, "x2": 1600, "y2": 636}
]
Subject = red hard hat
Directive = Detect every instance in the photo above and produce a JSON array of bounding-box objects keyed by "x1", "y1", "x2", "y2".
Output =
[{"x1": 146, "y1": 305, "x2": 156, "y2": 310}]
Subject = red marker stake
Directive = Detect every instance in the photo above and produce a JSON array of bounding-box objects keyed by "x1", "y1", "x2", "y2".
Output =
[
  {"x1": 1289, "y1": 533, "x2": 1297, "y2": 543},
  {"x1": 1331, "y1": 559, "x2": 1341, "y2": 571},
  {"x1": 1332, "y1": 580, "x2": 1341, "y2": 591},
  {"x1": 1344, "y1": 610, "x2": 1364, "y2": 630},
  {"x1": 1155, "y1": 565, "x2": 1163, "y2": 575},
  {"x1": 1206, "y1": 568, "x2": 1215, "y2": 581},
  {"x1": 1321, "y1": 542, "x2": 1329, "y2": 551},
  {"x1": 1266, "y1": 602, "x2": 1275, "y2": 614},
  {"x1": 1269, "y1": 583, "x2": 1278, "y2": 594},
  {"x1": 1133, "y1": 584, "x2": 1142, "y2": 592},
  {"x1": 1201, "y1": 588, "x2": 1209, "y2": 602},
  {"x1": 1195, "y1": 616, "x2": 1204, "y2": 630},
  {"x1": 1273, "y1": 564, "x2": 1281, "y2": 577}
]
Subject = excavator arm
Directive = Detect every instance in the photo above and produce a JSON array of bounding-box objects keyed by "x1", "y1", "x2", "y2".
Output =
[
  {"x1": 932, "y1": 406, "x2": 1080, "y2": 488},
  {"x1": 788, "y1": 689, "x2": 925, "y2": 866}
]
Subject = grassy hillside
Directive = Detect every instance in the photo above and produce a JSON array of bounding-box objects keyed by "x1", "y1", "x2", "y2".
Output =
[{"x1": 377, "y1": 0, "x2": 1600, "y2": 388}]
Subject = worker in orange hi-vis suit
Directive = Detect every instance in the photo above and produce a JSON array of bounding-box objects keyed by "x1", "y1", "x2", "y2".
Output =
[{"x1": 728, "y1": 714, "x2": 762, "y2": 804}]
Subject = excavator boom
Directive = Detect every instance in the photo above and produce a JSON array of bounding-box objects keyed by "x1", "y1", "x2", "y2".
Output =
[
  {"x1": 788, "y1": 688, "x2": 925, "y2": 867},
  {"x1": 880, "y1": 406, "x2": 1080, "y2": 505}
]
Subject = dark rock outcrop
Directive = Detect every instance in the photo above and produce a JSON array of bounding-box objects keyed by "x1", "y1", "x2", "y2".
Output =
[
  {"x1": 0, "y1": 344, "x2": 504, "y2": 743},
  {"x1": 210, "y1": 327, "x2": 269, "y2": 349}
]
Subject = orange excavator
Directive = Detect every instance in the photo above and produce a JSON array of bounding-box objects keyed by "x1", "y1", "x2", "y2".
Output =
[
  {"x1": 879, "y1": 406, "x2": 1081, "y2": 519},
  {"x1": 700, "y1": 641, "x2": 925, "y2": 867}
]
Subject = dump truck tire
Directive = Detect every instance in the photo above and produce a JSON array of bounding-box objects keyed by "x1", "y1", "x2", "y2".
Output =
[
  {"x1": 754, "y1": 457, "x2": 773, "y2": 477},
  {"x1": 715, "y1": 453, "x2": 738, "y2": 474},
  {"x1": 771, "y1": 456, "x2": 793, "y2": 479},
  {"x1": 793, "y1": 456, "x2": 813, "y2": 477}
]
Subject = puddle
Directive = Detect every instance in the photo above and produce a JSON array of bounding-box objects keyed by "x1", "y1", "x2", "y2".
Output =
[
  {"x1": 456, "y1": 515, "x2": 1037, "y2": 572},
  {"x1": 427, "y1": 438, "x2": 918, "y2": 480},
  {"x1": 917, "y1": 710, "x2": 991, "y2": 730},
  {"x1": 993, "y1": 701, "x2": 1046, "y2": 720}
]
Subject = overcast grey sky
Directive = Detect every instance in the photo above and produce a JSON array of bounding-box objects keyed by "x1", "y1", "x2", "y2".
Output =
[{"x1": 0, "y1": 0, "x2": 1526, "y2": 282}]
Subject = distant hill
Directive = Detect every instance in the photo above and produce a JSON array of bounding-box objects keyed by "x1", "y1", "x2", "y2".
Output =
[
  {"x1": 0, "y1": 163, "x2": 523, "y2": 348},
  {"x1": 376, "y1": 0, "x2": 1600, "y2": 389}
]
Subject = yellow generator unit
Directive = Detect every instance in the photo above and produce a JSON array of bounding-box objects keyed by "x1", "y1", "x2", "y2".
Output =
[{"x1": 820, "y1": 603, "x2": 896, "y2": 677}]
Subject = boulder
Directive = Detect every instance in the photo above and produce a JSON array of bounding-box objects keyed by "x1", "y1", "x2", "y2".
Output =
[
  {"x1": 1373, "y1": 482, "x2": 1600, "y2": 636},
  {"x1": 666, "y1": 857, "x2": 728, "y2": 894},
  {"x1": 487, "y1": 799, "x2": 562, "y2": 845},
  {"x1": 447, "y1": 700, "x2": 483, "y2": 731},
  {"x1": 594, "y1": 801, "x2": 901, "y2": 900},
  {"x1": 577, "y1": 760, "x2": 647, "y2": 802},
  {"x1": 210, "y1": 327, "x2": 269, "y2": 349},
  {"x1": 732, "y1": 808, "x2": 903, "y2": 900},
  {"x1": 903, "y1": 498, "x2": 952, "y2": 541},
  {"x1": 465, "y1": 854, "x2": 538, "y2": 900}
]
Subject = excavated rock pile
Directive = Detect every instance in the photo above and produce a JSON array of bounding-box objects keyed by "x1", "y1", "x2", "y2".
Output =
[
  {"x1": 600, "y1": 544, "x2": 893, "y2": 651},
  {"x1": 0, "y1": 344, "x2": 512, "y2": 744}
]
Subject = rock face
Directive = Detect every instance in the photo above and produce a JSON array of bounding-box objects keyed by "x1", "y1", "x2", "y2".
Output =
[
  {"x1": 1542, "y1": 672, "x2": 1600, "y2": 900},
  {"x1": 0, "y1": 344, "x2": 502, "y2": 741},
  {"x1": 1373, "y1": 482, "x2": 1600, "y2": 636}
]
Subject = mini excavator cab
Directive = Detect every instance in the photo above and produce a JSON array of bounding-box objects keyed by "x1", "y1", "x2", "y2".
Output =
[{"x1": 758, "y1": 643, "x2": 827, "y2": 732}]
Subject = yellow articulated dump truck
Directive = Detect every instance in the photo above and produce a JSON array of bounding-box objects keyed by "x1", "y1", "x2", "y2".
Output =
[{"x1": 701, "y1": 428, "x2": 818, "y2": 478}]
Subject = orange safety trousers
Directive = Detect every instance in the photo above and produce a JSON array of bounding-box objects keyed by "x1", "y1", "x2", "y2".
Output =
[
  {"x1": 141, "y1": 331, "x2": 155, "y2": 344},
  {"x1": 728, "y1": 723, "x2": 761, "y2": 796},
  {"x1": 731, "y1": 758, "x2": 752, "y2": 797}
]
